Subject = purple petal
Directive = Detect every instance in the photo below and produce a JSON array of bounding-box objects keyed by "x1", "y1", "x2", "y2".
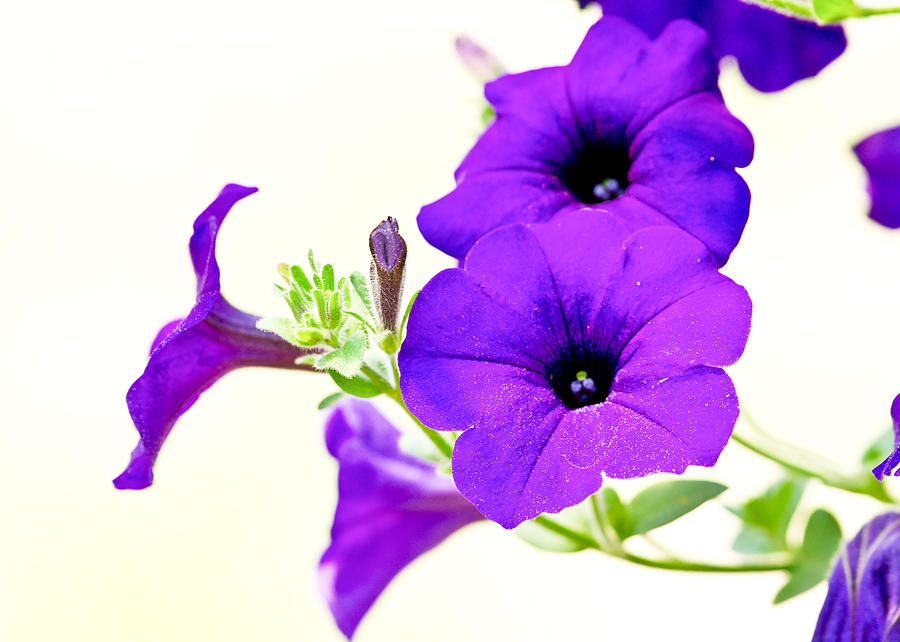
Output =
[
  {"x1": 114, "y1": 185, "x2": 314, "y2": 490},
  {"x1": 597, "y1": 0, "x2": 846, "y2": 93},
  {"x1": 319, "y1": 401, "x2": 482, "y2": 638},
  {"x1": 400, "y1": 212, "x2": 750, "y2": 528},
  {"x1": 854, "y1": 125, "x2": 900, "y2": 229},
  {"x1": 873, "y1": 394, "x2": 900, "y2": 481},
  {"x1": 813, "y1": 513, "x2": 900, "y2": 641}
]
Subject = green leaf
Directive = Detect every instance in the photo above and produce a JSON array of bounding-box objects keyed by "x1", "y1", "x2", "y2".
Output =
[
  {"x1": 731, "y1": 478, "x2": 805, "y2": 554},
  {"x1": 255, "y1": 317, "x2": 303, "y2": 347},
  {"x1": 515, "y1": 504, "x2": 593, "y2": 553},
  {"x1": 350, "y1": 271, "x2": 373, "y2": 314},
  {"x1": 321, "y1": 263, "x2": 335, "y2": 291},
  {"x1": 597, "y1": 487, "x2": 631, "y2": 541},
  {"x1": 328, "y1": 370, "x2": 382, "y2": 398},
  {"x1": 313, "y1": 289, "x2": 328, "y2": 323},
  {"x1": 626, "y1": 480, "x2": 727, "y2": 537},
  {"x1": 861, "y1": 427, "x2": 895, "y2": 470},
  {"x1": 308, "y1": 248, "x2": 320, "y2": 274},
  {"x1": 774, "y1": 509, "x2": 841, "y2": 604},
  {"x1": 813, "y1": 0, "x2": 861, "y2": 21},
  {"x1": 317, "y1": 392, "x2": 345, "y2": 410},
  {"x1": 317, "y1": 334, "x2": 367, "y2": 377},
  {"x1": 290, "y1": 264, "x2": 313, "y2": 291}
]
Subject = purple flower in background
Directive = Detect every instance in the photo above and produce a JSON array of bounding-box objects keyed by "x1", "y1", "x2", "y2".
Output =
[
  {"x1": 812, "y1": 513, "x2": 900, "y2": 641},
  {"x1": 114, "y1": 185, "x2": 314, "y2": 490},
  {"x1": 418, "y1": 16, "x2": 753, "y2": 265},
  {"x1": 319, "y1": 400, "x2": 483, "y2": 639},
  {"x1": 400, "y1": 212, "x2": 751, "y2": 528},
  {"x1": 584, "y1": 0, "x2": 846, "y2": 93},
  {"x1": 872, "y1": 394, "x2": 900, "y2": 481},
  {"x1": 854, "y1": 125, "x2": 900, "y2": 229}
]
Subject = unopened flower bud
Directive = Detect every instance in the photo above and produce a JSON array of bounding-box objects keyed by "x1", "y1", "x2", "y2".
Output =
[{"x1": 369, "y1": 217, "x2": 407, "y2": 334}]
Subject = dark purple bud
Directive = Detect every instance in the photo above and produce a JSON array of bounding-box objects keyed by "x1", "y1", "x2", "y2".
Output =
[{"x1": 368, "y1": 217, "x2": 407, "y2": 333}]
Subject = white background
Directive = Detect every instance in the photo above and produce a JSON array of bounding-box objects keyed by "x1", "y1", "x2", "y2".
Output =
[{"x1": 2, "y1": 1, "x2": 900, "y2": 640}]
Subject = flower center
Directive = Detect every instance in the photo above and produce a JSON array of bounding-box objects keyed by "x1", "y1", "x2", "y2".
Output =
[
  {"x1": 546, "y1": 349, "x2": 616, "y2": 410},
  {"x1": 559, "y1": 141, "x2": 630, "y2": 205}
]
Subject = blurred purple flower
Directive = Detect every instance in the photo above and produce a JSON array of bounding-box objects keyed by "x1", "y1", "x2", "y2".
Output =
[
  {"x1": 455, "y1": 35, "x2": 506, "y2": 82},
  {"x1": 418, "y1": 16, "x2": 753, "y2": 265},
  {"x1": 399, "y1": 212, "x2": 751, "y2": 528},
  {"x1": 583, "y1": 0, "x2": 846, "y2": 92},
  {"x1": 872, "y1": 394, "x2": 900, "y2": 481},
  {"x1": 854, "y1": 125, "x2": 900, "y2": 229},
  {"x1": 319, "y1": 400, "x2": 483, "y2": 639},
  {"x1": 812, "y1": 512, "x2": 900, "y2": 641},
  {"x1": 114, "y1": 185, "x2": 314, "y2": 490}
]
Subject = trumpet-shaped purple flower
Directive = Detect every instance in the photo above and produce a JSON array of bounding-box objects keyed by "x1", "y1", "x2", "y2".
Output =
[
  {"x1": 114, "y1": 185, "x2": 313, "y2": 490},
  {"x1": 812, "y1": 513, "x2": 900, "y2": 641},
  {"x1": 854, "y1": 126, "x2": 900, "y2": 229},
  {"x1": 583, "y1": 0, "x2": 846, "y2": 93},
  {"x1": 872, "y1": 394, "x2": 900, "y2": 481},
  {"x1": 399, "y1": 212, "x2": 751, "y2": 528},
  {"x1": 319, "y1": 400, "x2": 483, "y2": 639},
  {"x1": 418, "y1": 16, "x2": 753, "y2": 265}
]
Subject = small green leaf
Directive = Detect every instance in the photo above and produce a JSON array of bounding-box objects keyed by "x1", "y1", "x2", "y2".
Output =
[
  {"x1": 313, "y1": 289, "x2": 328, "y2": 323},
  {"x1": 290, "y1": 264, "x2": 313, "y2": 291},
  {"x1": 328, "y1": 370, "x2": 382, "y2": 398},
  {"x1": 328, "y1": 291, "x2": 342, "y2": 329},
  {"x1": 515, "y1": 504, "x2": 593, "y2": 553},
  {"x1": 774, "y1": 509, "x2": 841, "y2": 604},
  {"x1": 350, "y1": 271, "x2": 373, "y2": 314},
  {"x1": 731, "y1": 478, "x2": 806, "y2": 554},
  {"x1": 322, "y1": 263, "x2": 335, "y2": 291},
  {"x1": 255, "y1": 317, "x2": 304, "y2": 347},
  {"x1": 626, "y1": 480, "x2": 727, "y2": 537},
  {"x1": 308, "y1": 248, "x2": 320, "y2": 274},
  {"x1": 861, "y1": 427, "x2": 895, "y2": 470},
  {"x1": 598, "y1": 487, "x2": 631, "y2": 541},
  {"x1": 313, "y1": 273, "x2": 324, "y2": 290},
  {"x1": 813, "y1": 0, "x2": 861, "y2": 21},
  {"x1": 317, "y1": 334, "x2": 367, "y2": 377},
  {"x1": 317, "y1": 392, "x2": 345, "y2": 410}
]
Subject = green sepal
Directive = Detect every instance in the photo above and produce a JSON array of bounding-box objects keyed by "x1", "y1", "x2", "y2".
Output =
[
  {"x1": 813, "y1": 0, "x2": 861, "y2": 21},
  {"x1": 328, "y1": 291, "x2": 342, "y2": 329},
  {"x1": 328, "y1": 370, "x2": 382, "y2": 398},
  {"x1": 317, "y1": 391, "x2": 345, "y2": 410},
  {"x1": 322, "y1": 263, "x2": 335, "y2": 291},
  {"x1": 516, "y1": 503, "x2": 594, "y2": 553},
  {"x1": 774, "y1": 509, "x2": 841, "y2": 603},
  {"x1": 290, "y1": 264, "x2": 313, "y2": 291},
  {"x1": 313, "y1": 273, "x2": 324, "y2": 290},
  {"x1": 308, "y1": 248, "x2": 320, "y2": 274},
  {"x1": 317, "y1": 334, "x2": 367, "y2": 377},
  {"x1": 376, "y1": 331, "x2": 400, "y2": 354},
  {"x1": 256, "y1": 317, "x2": 305, "y2": 347},
  {"x1": 350, "y1": 271, "x2": 373, "y2": 315},
  {"x1": 624, "y1": 480, "x2": 727, "y2": 538},
  {"x1": 730, "y1": 478, "x2": 806, "y2": 554},
  {"x1": 313, "y1": 289, "x2": 328, "y2": 323}
]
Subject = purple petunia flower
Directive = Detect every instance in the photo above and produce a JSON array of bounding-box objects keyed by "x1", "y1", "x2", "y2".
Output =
[
  {"x1": 418, "y1": 16, "x2": 754, "y2": 265},
  {"x1": 583, "y1": 0, "x2": 846, "y2": 93},
  {"x1": 812, "y1": 513, "x2": 900, "y2": 641},
  {"x1": 399, "y1": 212, "x2": 751, "y2": 528},
  {"x1": 872, "y1": 394, "x2": 900, "y2": 481},
  {"x1": 319, "y1": 400, "x2": 483, "y2": 639},
  {"x1": 114, "y1": 185, "x2": 314, "y2": 490},
  {"x1": 854, "y1": 125, "x2": 900, "y2": 229}
]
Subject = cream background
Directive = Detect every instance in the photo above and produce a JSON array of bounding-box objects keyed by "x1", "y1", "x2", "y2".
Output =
[{"x1": 2, "y1": 1, "x2": 900, "y2": 640}]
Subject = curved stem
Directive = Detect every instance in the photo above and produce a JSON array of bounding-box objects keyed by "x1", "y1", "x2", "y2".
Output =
[{"x1": 532, "y1": 516, "x2": 791, "y2": 573}]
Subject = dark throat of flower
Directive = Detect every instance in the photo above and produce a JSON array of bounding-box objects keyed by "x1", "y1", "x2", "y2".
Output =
[
  {"x1": 559, "y1": 140, "x2": 630, "y2": 205},
  {"x1": 546, "y1": 346, "x2": 616, "y2": 410}
]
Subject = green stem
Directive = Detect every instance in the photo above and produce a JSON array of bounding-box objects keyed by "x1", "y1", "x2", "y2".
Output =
[
  {"x1": 532, "y1": 516, "x2": 791, "y2": 573},
  {"x1": 858, "y1": 6, "x2": 900, "y2": 15},
  {"x1": 731, "y1": 431, "x2": 893, "y2": 503}
]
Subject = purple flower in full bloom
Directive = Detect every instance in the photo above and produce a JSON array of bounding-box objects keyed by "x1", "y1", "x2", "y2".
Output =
[
  {"x1": 583, "y1": 0, "x2": 846, "y2": 93},
  {"x1": 114, "y1": 185, "x2": 314, "y2": 490},
  {"x1": 854, "y1": 125, "x2": 900, "y2": 229},
  {"x1": 418, "y1": 17, "x2": 753, "y2": 265},
  {"x1": 812, "y1": 513, "x2": 900, "y2": 641},
  {"x1": 872, "y1": 394, "x2": 900, "y2": 481},
  {"x1": 319, "y1": 400, "x2": 483, "y2": 639},
  {"x1": 399, "y1": 212, "x2": 751, "y2": 528}
]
